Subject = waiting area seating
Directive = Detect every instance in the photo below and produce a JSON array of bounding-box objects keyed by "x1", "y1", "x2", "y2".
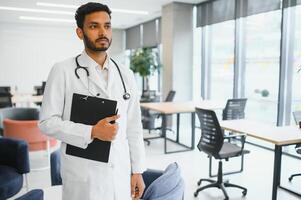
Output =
[
  {"x1": 50, "y1": 150, "x2": 184, "y2": 200},
  {"x1": 194, "y1": 108, "x2": 247, "y2": 200},
  {"x1": 15, "y1": 189, "x2": 43, "y2": 200},
  {"x1": 0, "y1": 138, "x2": 30, "y2": 200},
  {"x1": 1, "y1": 108, "x2": 57, "y2": 152}
]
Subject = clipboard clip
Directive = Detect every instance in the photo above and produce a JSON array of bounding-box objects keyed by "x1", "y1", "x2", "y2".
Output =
[{"x1": 82, "y1": 96, "x2": 89, "y2": 101}]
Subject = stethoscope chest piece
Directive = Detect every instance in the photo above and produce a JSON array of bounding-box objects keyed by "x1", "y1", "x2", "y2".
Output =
[{"x1": 123, "y1": 93, "x2": 130, "y2": 100}]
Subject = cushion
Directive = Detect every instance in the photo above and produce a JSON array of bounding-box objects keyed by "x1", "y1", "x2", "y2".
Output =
[
  {"x1": 142, "y1": 162, "x2": 184, "y2": 200},
  {"x1": 0, "y1": 165, "x2": 23, "y2": 199},
  {"x1": 15, "y1": 189, "x2": 44, "y2": 200}
]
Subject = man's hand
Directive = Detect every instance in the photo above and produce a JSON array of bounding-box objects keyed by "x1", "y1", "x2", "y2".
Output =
[
  {"x1": 91, "y1": 115, "x2": 120, "y2": 141},
  {"x1": 131, "y1": 173, "x2": 145, "y2": 200}
]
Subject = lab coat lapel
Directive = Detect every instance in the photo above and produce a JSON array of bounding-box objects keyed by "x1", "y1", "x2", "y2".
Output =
[
  {"x1": 107, "y1": 58, "x2": 116, "y2": 98},
  {"x1": 78, "y1": 52, "x2": 109, "y2": 97}
]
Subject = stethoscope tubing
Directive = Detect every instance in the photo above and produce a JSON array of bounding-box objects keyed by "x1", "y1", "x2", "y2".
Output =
[{"x1": 74, "y1": 54, "x2": 130, "y2": 100}]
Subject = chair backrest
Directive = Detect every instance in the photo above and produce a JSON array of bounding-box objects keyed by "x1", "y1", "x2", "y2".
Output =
[
  {"x1": 3, "y1": 119, "x2": 56, "y2": 151},
  {"x1": 0, "y1": 137, "x2": 30, "y2": 174},
  {"x1": 222, "y1": 98, "x2": 247, "y2": 120},
  {"x1": 0, "y1": 93, "x2": 12, "y2": 108},
  {"x1": 196, "y1": 108, "x2": 224, "y2": 158},
  {"x1": 0, "y1": 86, "x2": 11, "y2": 94},
  {"x1": 142, "y1": 162, "x2": 184, "y2": 200},
  {"x1": 50, "y1": 150, "x2": 62, "y2": 186},
  {"x1": 292, "y1": 111, "x2": 301, "y2": 125},
  {"x1": 165, "y1": 90, "x2": 176, "y2": 102}
]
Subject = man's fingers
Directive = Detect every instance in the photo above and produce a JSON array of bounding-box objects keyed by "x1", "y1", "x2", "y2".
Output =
[
  {"x1": 131, "y1": 184, "x2": 136, "y2": 198},
  {"x1": 105, "y1": 114, "x2": 120, "y2": 123}
]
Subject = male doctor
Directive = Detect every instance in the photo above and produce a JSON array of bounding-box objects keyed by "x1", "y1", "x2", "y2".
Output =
[{"x1": 39, "y1": 2, "x2": 146, "y2": 200}]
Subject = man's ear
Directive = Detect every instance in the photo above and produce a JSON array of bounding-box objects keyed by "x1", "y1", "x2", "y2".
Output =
[{"x1": 76, "y1": 27, "x2": 84, "y2": 40}]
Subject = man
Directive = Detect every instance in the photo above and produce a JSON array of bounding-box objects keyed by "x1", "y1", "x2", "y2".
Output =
[{"x1": 39, "y1": 2, "x2": 145, "y2": 200}]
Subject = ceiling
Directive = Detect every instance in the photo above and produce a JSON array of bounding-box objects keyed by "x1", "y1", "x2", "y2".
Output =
[{"x1": 0, "y1": 0, "x2": 207, "y2": 29}]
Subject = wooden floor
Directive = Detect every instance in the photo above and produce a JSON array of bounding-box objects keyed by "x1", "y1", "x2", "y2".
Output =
[{"x1": 11, "y1": 127, "x2": 301, "y2": 200}]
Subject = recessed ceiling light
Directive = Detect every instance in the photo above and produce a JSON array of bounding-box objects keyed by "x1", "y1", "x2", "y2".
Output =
[
  {"x1": 19, "y1": 16, "x2": 74, "y2": 23},
  {"x1": 0, "y1": 6, "x2": 73, "y2": 15},
  {"x1": 36, "y1": 2, "x2": 149, "y2": 15}
]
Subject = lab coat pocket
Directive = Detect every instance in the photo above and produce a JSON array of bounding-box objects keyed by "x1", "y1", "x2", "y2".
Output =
[{"x1": 61, "y1": 151, "x2": 89, "y2": 182}]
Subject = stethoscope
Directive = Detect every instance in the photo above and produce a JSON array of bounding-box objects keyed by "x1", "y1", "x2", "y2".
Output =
[{"x1": 75, "y1": 54, "x2": 131, "y2": 100}]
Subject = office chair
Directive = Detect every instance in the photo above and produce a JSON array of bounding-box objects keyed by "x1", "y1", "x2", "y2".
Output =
[
  {"x1": 0, "y1": 93, "x2": 13, "y2": 108},
  {"x1": 143, "y1": 90, "x2": 176, "y2": 145},
  {"x1": 0, "y1": 86, "x2": 11, "y2": 94},
  {"x1": 0, "y1": 138, "x2": 30, "y2": 200},
  {"x1": 50, "y1": 150, "x2": 184, "y2": 200},
  {"x1": 194, "y1": 108, "x2": 247, "y2": 200},
  {"x1": 207, "y1": 98, "x2": 249, "y2": 177},
  {"x1": 288, "y1": 111, "x2": 301, "y2": 182}
]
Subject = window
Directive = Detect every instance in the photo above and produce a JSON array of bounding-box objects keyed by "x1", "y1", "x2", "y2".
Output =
[
  {"x1": 291, "y1": 5, "x2": 301, "y2": 123},
  {"x1": 244, "y1": 11, "x2": 281, "y2": 124},
  {"x1": 210, "y1": 21, "x2": 235, "y2": 101}
]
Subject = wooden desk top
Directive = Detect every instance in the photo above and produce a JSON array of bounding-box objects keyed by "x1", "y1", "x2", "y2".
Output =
[
  {"x1": 220, "y1": 119, "x2": 301, "y2": 145},
  {"x1": 140, "y1": 100, "x2": 224, "y2": 114}
]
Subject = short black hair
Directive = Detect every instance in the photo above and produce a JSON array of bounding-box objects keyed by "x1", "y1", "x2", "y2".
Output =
[{"x1": 75, "y1": 2, "x2": 111, "y2": 29}]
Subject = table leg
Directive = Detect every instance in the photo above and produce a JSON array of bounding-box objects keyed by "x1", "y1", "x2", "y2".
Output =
[
  {"x1": 162, "y1": 114, "x2": 167, "y2": 154},
  {"x1": 176, "y1": 113, "x2": 180, "y2": 143},
  {"x1": 191, "y1": 112, "x2": 195, "y2": 150},
  {"x1": 272, "y1": 145, "x2": 282, "y2": 200}
]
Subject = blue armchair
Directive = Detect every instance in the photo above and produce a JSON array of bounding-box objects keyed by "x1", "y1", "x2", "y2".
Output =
[
  {"x1": 15, "y1": 189, "x2": 43, "y2": 200},
  {"x1": 50, "y1": 150, "x2": 184, "y2": 199},
  {"x1": 0, "y1": 138, "x2": 30, "y2": 200}
]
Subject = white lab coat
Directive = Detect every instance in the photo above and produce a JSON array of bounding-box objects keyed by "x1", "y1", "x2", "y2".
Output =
[{"x1": 39, "y1": 51, "x2": 146, "y2": 200}]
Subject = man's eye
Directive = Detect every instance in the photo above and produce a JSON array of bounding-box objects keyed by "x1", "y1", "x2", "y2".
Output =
[
  {"x1": 105, "y1": 25, "x2": 111, "y2": 29},
  {"x1": 90, "y1": 25, "x2": 97, "y2": 29}
]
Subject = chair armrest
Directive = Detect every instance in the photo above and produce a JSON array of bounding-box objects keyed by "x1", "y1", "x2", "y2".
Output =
[
  {"x1": 224, "y1": 134, "x2": 247, "y2": 153},
  {"x1": 0, "y1": 138, "x2": 30, "y2": 174}
]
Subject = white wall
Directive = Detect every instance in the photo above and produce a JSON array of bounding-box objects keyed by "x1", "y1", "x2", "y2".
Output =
[{"x1": 0, "y1": 22, "x2": 125, "y2": 93}]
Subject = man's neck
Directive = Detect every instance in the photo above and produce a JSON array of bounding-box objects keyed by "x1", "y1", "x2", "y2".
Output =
[{"x1": 85, "y1": 48, "x2": 107, "y2": 68}]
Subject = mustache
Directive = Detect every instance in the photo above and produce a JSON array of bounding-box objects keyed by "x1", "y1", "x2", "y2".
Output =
[{"x1": 95, "y1": 37, "x2": 110, "y2": 43}]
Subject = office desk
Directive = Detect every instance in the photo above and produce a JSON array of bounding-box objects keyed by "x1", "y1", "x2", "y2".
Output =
[
  {"x1": 220, "y1": 119, "x2": 301, "y2": 200},
  {"x1": 140, "y1": 101, "x2": 223, "y2": 154}
]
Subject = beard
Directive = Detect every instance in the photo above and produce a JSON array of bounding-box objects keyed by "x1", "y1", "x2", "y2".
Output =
[{"x1": 83, "y1": 33, "x2": 112, "y2": 52}]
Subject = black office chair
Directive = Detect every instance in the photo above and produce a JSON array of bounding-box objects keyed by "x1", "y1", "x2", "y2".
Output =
[
  {"x1": 34, "y1": 81, "x2": 46, "y2": 106},
  {"x1": 143, "y1": 90, "x2": 176, "y2": 145},
  {"x1": 207, "y1": 98, "x2": 249, "y2": 177},
  {"x1": 194, "y1": 108, "x2": 247, "y2": 200},
  {"x1": 0, "y1": 86, "x2": 11, "y2": 94},
  {"x1": 288, "y1": 111, "x2": 301, "y2": 182},
  {"x1": 0, "y1": 93, "x2": 13, "y2": 108}
]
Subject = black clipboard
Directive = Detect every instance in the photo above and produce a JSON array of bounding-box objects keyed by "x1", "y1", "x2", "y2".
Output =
[{"x1": 66, "y1": 93, "x2": 117, "y2": 163}]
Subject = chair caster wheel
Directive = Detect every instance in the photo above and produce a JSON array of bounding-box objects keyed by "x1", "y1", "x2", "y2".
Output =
[
  {"x1": 288, "y1": 177, "x2": 293, "y2": 182},
  {"x1": 242, "y1": 190, "x2": 247, "y2": 196},
  {"x1": 194, "y1": 192, "x2": 198, "y2": 197},
  {"x1": 197, "y1": 180, "x2": 202, "y2": 186}
]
